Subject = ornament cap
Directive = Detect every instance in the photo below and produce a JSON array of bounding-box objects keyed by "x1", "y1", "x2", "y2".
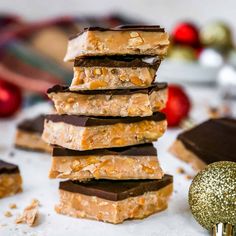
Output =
[{"x1": 212, "y1": 223, "x2": 235, "y2": 236}]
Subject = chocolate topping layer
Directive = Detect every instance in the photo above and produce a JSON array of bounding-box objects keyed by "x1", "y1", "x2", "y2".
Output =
[
  {"x1": 45, "y1": 112, "x2": 166, "y2": 127},
  {"x1": 53, "y1": 143, "x2": 157, "y2": 157},
  {"x1": 69, "y1": 25, "x2": 165, "y2": 40},
  {"x1": 0, "y1": 160, "x2": 19, "y2": 174},
  {"x1": 177, "y1": 118, "x2": 236, "y2": 164},
  {"x1": 17, "y1": 115, "x2": 45, "y2": 134},
  {"x1": 47, "y1": 83, "x2": 167, "y2": 95},
  {"x1": 59, "y1": 174, "x2": 173, "y2": 201},
  {"x1": 74, "y1": 56, "x2": 161, "y2": 69}
]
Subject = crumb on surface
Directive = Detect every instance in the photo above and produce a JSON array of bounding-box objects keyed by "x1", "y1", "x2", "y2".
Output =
[
  {"x1": 4, "y1": 211, "x2": 12, "y2": 217},
  {"x1": 207, "y1": 106, "x2": 220, "y2": 119},
  {"x1": 15, "y1": 199, "x2": 40, "y2": 227},
  {"x1": 185, "y1": 175, "x2": 193, "y2": 180},
  {"x1": 176, "y1": 167, "x2": 185, "y2": 174},
  {"x1": 9, "y1": 203, "x2": 17, "y2": 209}
]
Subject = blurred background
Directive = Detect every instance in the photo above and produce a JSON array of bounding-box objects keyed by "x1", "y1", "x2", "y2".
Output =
[{"x1": 0, "y1": 0, "x2": 236, "y2": 122}]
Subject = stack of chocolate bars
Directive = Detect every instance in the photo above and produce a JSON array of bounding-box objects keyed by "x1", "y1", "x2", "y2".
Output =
[{"x1": 42, "y1": 25, "x2": 173, "y2": 224}]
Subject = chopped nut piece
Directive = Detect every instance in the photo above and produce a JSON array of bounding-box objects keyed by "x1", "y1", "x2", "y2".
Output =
[
  {"x1": 111, "y1": 69, "x2": 118, "y2": 74},
  {"x1": 130, "y1": 76, "x2": 144, "y2": 86},
  {"x1": 89, "y1": 80, "x2": 108, "y2": 89},
  {"x1": 67, "y1": 98, "x2": 75, "y2": 103},
  {"x1": 4, "y1": 211, "x2": 12, "y2": 217},
  {"x1": 15, "y1": 199, "x2": 39, "y2": 227},
  {"x1": 129, "y1": 37, "x2": 144, "y2": 46},
  {"x1": 119, "y1": 75, "x2": 127, "y2": 81},
  {"x1": 9, "y1": 203, "x2": 17, "y2": 209},
  {"x1": 101, "y1": 68, "x2": 108, "y2": 75},
  {"x1": 93, "y1": 68, "x2": 102, "y2": 75},
  {"x1": 176, "y1": 167, "x2": 185, "y2": 174},
  {"x1": 130, "y1": 31, "x2": 140, "y2": 38}
]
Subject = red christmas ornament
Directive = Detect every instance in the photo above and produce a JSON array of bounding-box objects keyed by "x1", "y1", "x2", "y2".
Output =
[
  {"x1": 172, "y1": 22, "x2": 199, "y2": 48},
  {"x1": 162, "y1": 85, "x2": 191, "y2": 127},
  {"x1": 0, "y1": 79, "x2": 22, "y2": 117}
]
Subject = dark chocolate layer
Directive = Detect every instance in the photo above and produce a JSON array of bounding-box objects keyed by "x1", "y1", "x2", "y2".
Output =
[
  {"x1": 59, "y1": 174, "x2": 173, "y2": 201},
  {"x1": 47, "y1": 82, "x2": 167, "y2": 95},
  {"x1": 0, "y1": 160, "x2": 19, "y2": 175},
  {"x1": 178, "y1": 118, "x2": 236, "y2": 164},
  {"x1": 70, "y1": 25, "x2": 164, "y2": 40},
  {"x1": 45, "y1": 112, "x2": 166, "y2": 127},
  {"x1": 53, "y1": 143, "x2": 156, "y2": 157},
  {"x1": 74, "y1": 56, "x2": 161, "y2": 69},
  {"x1": 17, "y1": 115, "x2": 45, "y2": 134}
]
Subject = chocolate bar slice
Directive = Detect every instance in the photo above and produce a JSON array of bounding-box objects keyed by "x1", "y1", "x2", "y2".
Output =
[
  {"x1": 0, "y1": 160, "x2": 22, "y2": 198},
  {"x1": 47, "y1": 83, "x2": 167, "y2": 117},
  {"x1": 55, "y1": 175, "x2": 173, "y2": 223},
  {"x1": 72, "y1": 56, "x2": 160, "y2": 90},
  {"x1": 170, "y1": 118, "x2": 236, "y2": 171},
  {"x1": 64, "y1": 25, "x2": 169, "y2": 61},
  {"x1": 42, "y1": 112, "x2": 167, "y2": 150},
  {"x1": 49, "y1": 144, "x2": 163, "y2": 180},
  {"x1": 15, "y1": 115, "x2": 52, "y2": 153}
]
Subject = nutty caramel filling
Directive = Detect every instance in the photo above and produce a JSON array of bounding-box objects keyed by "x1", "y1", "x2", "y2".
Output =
[
  {"x1": 50, "y1": 154, "x2": 163, "y2": 180},
  {"x1": 42, "y1": 119, "x2": 167, "y2": 150},
  {"x1": 55, "y1": 184, "x2": 173, "y2": 224},
  {"x1": 48, "y1": 89, "x2": 167, "y2": 117}
]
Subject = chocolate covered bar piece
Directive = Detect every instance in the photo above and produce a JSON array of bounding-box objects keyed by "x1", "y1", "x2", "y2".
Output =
[
  {"x1": 49, "y1": 144, "x2": 163, "y2": 180},
  {"x1": 64, "y1": 25, "x2": 169, "y2": 61},
  {"x1": 170, "y1": 118, "x2": 236, "y2": 171},
  {"x1": 71, "y1": 56, "x2": 160, "y2": 90},
  {"x1": 47, "y1": 83, "x2": 167, "y2": 117},
  {"x1": 55, "y1": 175, "x2": 173, "y2": 224},
  {"x1": 15, "y1": 115, "x2": 52, "y2": 153},
  {"x1": 0, "y1": 160, "x2": 22, "y2": 198},
  {"x1": 42, "y1": 112, "x2": 167, "y2": 150}
]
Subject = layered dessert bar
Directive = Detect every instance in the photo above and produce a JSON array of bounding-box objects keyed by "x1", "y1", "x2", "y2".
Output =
[
  {"x1": 0, "y1": 160, "x2": 22, "y2": 198},
  {"x1": 15, "y1": 115, "x2": 52, "y2": 153},
  {"x1": 49, "y1": 144, "x2": 163, "y2": 180},
  {"x1": 55, "y1": 174, "x2": 173, "y2": 224},
  {"x1": 47, "y1": 83, "x2": 167, "y2": 117},
  {"x1": 71, "y1": 56, "x2": 160, "y2": 90},
  {"x1": 170, "y1": 118, "x2": 236, "y2": 171},
  {"x1": 42, "y1": 112, "x2": 167, "y2": 150},
  {"x1": 64, "y1": 25, "x2": 169, "y2": 61}
]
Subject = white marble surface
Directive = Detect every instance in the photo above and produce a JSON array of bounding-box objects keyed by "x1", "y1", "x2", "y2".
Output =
[{"x1": 0, "y1": 86, "x2": 217, "y2": 236}]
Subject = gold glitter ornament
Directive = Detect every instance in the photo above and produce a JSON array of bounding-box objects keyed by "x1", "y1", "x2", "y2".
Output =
[
  {"x1": 200, "y1": 22, "x2": 233, "y2": 51},
  {"x1": 189, "y1": 161, "x2": 236, "y2": 235}
]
